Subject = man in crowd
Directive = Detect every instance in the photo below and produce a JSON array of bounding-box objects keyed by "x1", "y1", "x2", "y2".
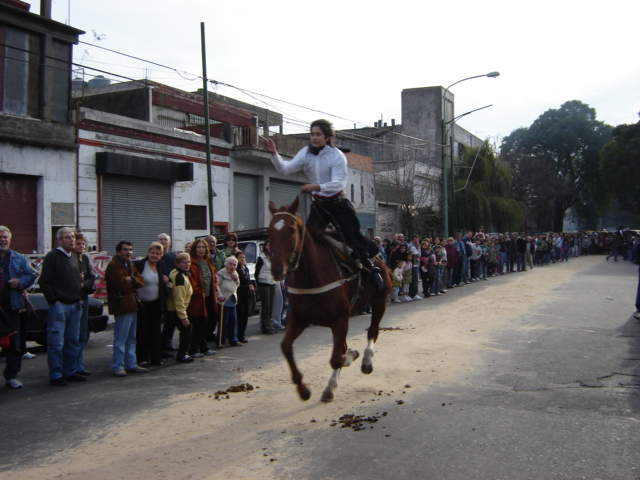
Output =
[
  {"x1": 158, "y1": 233, "x2": 176, "y2": 273},
  {"x1": 0, "y1": 226, "x2": 36, "y2": 389},
  {"x1": 158, "y1": 233, "x2": 177, "y2": 352},
  {"x1": 205, "y1": 235, "x2": 225, "y2": 272},
  {"x1": 408, "y1": 235, "x2": 423, "y2": 300},
  {"x1": 39, "y1": 227, "x2": 85, "y2": 386},
  {"x1": 105, "y1": 241, "x2": 146, "y2": 377}
]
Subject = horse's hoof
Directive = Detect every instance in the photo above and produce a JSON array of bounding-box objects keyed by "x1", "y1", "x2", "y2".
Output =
[
  {"x1": 361, "y1": 364, "x2": 373, "y2": 375},
  {"x1": 350, "y1": 349, "x2": 360, "y2": 361},
  {"x1": 299, "y1": 387, "x2": 312, "y2": 401},
  {"x1": 321, "y1": 389, "x2": 334, "y2": 403}
]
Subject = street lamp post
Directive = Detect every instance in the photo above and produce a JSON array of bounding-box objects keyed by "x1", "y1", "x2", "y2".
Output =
[{"x1": 441, "y1": 71, "x2": 499, "y2": 236}]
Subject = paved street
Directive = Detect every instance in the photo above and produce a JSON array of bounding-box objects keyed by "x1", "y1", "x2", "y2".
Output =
[{"x1": 1, "y1": 256, "x2": 638, "y2": 479}]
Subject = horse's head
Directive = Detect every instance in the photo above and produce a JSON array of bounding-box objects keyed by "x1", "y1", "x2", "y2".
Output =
[{"x1": 268, "y1": 196, "x2": 302, "y2": 281}]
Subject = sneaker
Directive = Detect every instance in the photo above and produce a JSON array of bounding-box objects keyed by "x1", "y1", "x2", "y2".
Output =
[
  {"x1": 5, "y1": 378, "x2": 23, "y2": 389},
  {"x1": 404, "y1": 296, "x2": 413, "y2": 302},
  {"x1": 50, "y1": 377, "x2": 68, "y2": 386},
  {"x1": 393, "y1": 299, "x2": 402, "y2": 303},
  {"x1": 65, "y1": 373, "x2": 87, "y2": 382},
  {"x1": 204, "y1": 350, "x2": 217, "y2": 355},
  {"x1": 176, "y1": 355, "x2": 194, "y2": 363},
  {"x1": 441, "y1": 289, "x2": 448, "y2": 293},
  {"x1": 21, "y1": 352, "x2": 36, "y2": 359},
  {"x1": 273, "y1": 324, "x2": 286, "y2": 330},
  {"x1": 412, "y1": 295, "x2": 423, "y2": 300},
  {"x1": 191, "y1": 353, "x2": 204, "y2": 358},
  {"x1": 113, "y1": 369, "x2": 127, "y2": 377},
  {"x1": 436, "y1": 292, "x2": 442, "y2": 296}
]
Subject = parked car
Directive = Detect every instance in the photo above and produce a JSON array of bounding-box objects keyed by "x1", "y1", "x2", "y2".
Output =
[{"x1": 21, "y1": 293, "x2": 109, "y2": 346}]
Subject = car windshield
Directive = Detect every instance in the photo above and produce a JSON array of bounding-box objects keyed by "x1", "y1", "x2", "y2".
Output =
[{"x1": 238, "y1": 242, "x2": 257, "y2": 263}]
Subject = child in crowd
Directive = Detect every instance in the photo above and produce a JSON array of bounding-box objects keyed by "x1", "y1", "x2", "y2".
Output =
[
  {"x1": 401, "y1": 253, "x2": 413, "y2": 301},
  {"x1": 432, "y1": 245, "x2": 444, "y2": 295},
  {"x1": 391, "y1": 260, "x2": 404, "y2": 303}
]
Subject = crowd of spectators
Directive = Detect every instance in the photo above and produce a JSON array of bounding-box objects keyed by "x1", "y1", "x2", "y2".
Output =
[
  {"x1": 376, "y1": 229, "x2": 639, "y2": 302},
  {"x1": 0, "y1": 227, "x2": 287, "y2": 388}
]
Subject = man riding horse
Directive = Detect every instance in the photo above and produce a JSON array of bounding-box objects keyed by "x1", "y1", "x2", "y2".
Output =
[{"x1": 263, "y1": 119, "x2": 384, "y2": 291}]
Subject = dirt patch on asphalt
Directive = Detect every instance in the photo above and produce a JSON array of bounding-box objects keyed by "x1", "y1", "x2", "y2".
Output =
[{"x1": 9, "y1": 258, "x2": 600, "y2": 480}]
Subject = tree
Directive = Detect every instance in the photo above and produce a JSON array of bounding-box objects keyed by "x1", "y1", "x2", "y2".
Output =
[
  {"x1": 501, "y1": 100, "x2": 612, "y2": 231},
  {"x1": 375, "y1": 137, "x2": 442, "y2": 237},
  {"x1": 451, "y1": 142, "x2": 525, "y2": 233},
  {"x1": 599, "y1": 118, "x2": 640, "y2": 214}
]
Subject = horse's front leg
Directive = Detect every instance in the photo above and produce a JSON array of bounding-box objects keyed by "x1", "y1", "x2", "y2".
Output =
[
  {"x1": 281, "y1": 318, "x2": 311, "y2": 401},
  {"x1": 321, "y1": 323, "x2": 358, "y2": 403}
]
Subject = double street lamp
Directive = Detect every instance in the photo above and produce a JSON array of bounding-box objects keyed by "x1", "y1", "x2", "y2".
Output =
[{"x1": 441, "y1": 71, "x2": 499, "y2": 236}]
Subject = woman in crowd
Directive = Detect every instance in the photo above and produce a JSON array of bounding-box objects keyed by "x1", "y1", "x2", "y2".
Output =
[
  {"x1": 133, "y1": 241, "x2": 171, "y2": 367},
  {"x1": 184, "y1": 242, "x2": 192, "y2": 254},
  {"x1": 221, "y1": 232, "x2": 242, "y2": 260},
  {"x1": 166, "y1": 253, "x2": 194, "y2": 363},
  {"x1": 235, "y1": 251, "x2": 254, "y2": 343},
  {"x1": 72, "y1": 233, "x2": 96, "y2": 376},
  {"x1": 444, "y1": 237, "x2": 458, "y2": 289},
  {"x1": 255, "y1": 239, "x2": 276, "y2": 335},
  {"x1": 217, "y1": 256, "x2": 241, "y2": 347},
  {"x1": 187, "y1": 239, "x2": 219, "y2": 357},
  {"x1": 420, "y1": 241, "x2": 436, "y2": 297},
  {"x1": 388, "y1": 243, "x2": 407, "y2": 270}
]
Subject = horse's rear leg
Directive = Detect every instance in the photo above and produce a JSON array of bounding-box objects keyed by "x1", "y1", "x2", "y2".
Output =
[
  {"x1": 362, "y1": 300, "x2": 386, "y2": 374},
  {"x1": 281, "y1": 319, "x2": 311, "y2": 401}
]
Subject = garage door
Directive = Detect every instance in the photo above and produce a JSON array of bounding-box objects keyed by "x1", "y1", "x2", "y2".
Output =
[
  {"x1": 0, "y1": 174, "x2": 37, "y2": 253},
  {"x1": 233, "y1": 174, "x2": 259, "y2": 231},
  {"x1": 100, "y1": 174, "x2": 171, "y2": 255},
  {"x1": 270, "y1": 179, "x2": 308, "y2": 220}
]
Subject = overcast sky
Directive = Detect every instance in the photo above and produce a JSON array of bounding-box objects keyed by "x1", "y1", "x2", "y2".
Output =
[{"x1": 50, "y1": 0, "x2": 639, "y2": 144}]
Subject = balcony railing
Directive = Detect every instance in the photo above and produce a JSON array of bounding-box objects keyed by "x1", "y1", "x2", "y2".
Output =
[{"x1": 233, "y1": 126, "x2": 307, "y2": 158}]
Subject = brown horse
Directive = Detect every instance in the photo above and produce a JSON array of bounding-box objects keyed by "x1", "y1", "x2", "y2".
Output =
[{"x1": 268, "y1": 197, "x2": 392, "y2": 402}]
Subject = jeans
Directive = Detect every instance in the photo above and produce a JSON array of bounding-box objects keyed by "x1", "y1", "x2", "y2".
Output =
[
  {"x1": 220, "y1": 304, "x2": 238, "y2": 345},
  {"x1": 500, "y1": 253, "x2": 507, "y2": 273},
  {"x1": 517, "y1": 253, "x2": 525, "y2": 271},
  {"x1": 112, "y1": 312, "x2": 138, "y2": 371},
  {"x1": 46, "y1": 301, "x2": 82, "y2": 380},
  {"x1": 409, "y1": 266, "x2": 420, "y2": 297},
  {"x1": 272, "y1": 282, "x2": 284, "y2": 328},
  {"x1": 461, "y1": 256, "x2": 470, "y2": 283},
  {"x1": 258, "y1": 283, "x2": 275, "y2": 333},
  {"x1": 74, "y1": 295, "x2": 90, "y2": 373}
]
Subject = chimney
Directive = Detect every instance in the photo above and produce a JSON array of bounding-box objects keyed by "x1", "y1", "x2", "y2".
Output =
[
  {"x1": 40, "y1": 0, "x2": 51, "y2": 18},
  {"x1": 391, "y1": 119, "x2": 395, "y2": 126}
]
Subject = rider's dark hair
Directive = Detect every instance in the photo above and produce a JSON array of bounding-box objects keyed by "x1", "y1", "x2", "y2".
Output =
[{"x1": 310, "y1": 119, "x2": 334, "y2": 146}]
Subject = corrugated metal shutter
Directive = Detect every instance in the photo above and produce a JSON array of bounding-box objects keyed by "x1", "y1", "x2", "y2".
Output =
[
  {"x1": 0, "y1": 174, "x2": 37, "y2": 253},
  {"x1": 233, "y1": 174, "x2": 258, "y2": 231},
  {"x1": 270, "y1": 179, "x2": 308, "y2": 220},
  {"x1": 100, "y1": 175, "x2": 171, "y2": 255}
]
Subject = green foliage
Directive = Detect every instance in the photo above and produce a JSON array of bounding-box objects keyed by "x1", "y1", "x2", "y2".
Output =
[
  {"x1": 501, "y1": 100, "x2": 612, "y2": 231},
  {"x1": 450, "y1": 142, "x2": 525, "y2": 233},
  {"x1": 600, "y1": 120, "x2": 640, "y2": 214}
]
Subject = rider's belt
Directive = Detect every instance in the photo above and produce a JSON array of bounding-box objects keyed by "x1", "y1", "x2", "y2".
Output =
[{"x1": 314, "y1": 191, "x2": 346, "y2": 205}]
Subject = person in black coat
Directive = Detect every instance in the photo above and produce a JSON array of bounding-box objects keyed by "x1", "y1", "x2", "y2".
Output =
[
  {"x1": 134, "y1": 242, "x2": 171, "y2": 366},
  {"x1": 235, "y1": 251, "x2": 254, "y2": 343}
]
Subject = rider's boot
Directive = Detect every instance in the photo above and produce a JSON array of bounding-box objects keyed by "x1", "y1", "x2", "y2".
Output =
[{"x1": 362, "y1": 257, "x2": 384, "y2": 291}]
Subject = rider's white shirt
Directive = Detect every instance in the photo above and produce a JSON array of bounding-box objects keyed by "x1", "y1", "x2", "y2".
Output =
[{"x1": 270, "y1": 145, "x2": 347, "y2": 197}]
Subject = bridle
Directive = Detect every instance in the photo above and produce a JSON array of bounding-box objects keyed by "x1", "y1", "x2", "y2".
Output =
[{"x1": 271, "y1": 211, "x2": 306, "y2": 272}]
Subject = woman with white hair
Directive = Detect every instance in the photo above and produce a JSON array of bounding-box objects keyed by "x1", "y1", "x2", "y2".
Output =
[{"x1": 216, "y1": 256, "x2": 241, "y2": 347}]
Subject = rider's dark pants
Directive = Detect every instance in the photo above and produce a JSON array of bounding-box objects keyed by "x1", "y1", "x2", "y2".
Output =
[{"x1": 306, "y1": 197, "x2": 376, "y2": 261}]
